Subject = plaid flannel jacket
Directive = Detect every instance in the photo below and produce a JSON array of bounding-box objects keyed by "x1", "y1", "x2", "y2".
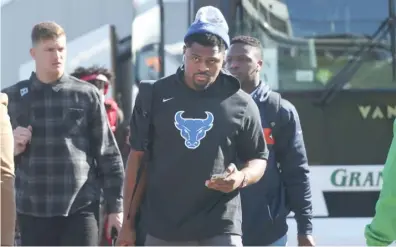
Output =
[{"x1": 2, "y1": 73, "x2": 124, "y2": 217}]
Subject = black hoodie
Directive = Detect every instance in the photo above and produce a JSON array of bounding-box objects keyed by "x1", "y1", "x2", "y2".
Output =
[{"x1": 130, "y1": 67, "x2": 269, "y2": 241}]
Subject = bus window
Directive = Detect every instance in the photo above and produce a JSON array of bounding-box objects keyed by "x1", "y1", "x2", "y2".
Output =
[{"x1": 234, "y1": 0, "x2": 394, "y2": 91}]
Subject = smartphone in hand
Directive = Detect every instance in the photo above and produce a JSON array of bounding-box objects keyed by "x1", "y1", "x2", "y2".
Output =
[{"x1": 210, "y1": 173, "x2": 227, "y2": 180}]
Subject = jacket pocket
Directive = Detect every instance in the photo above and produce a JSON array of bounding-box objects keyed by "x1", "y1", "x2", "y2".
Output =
[
  {"x1": 63, "y1": 108, "x2": 85, "y2": 135},
  {"x1": 242, "y1": 186, "x2": 273, "y2": 227},
  {"x1": 268, "y1": 184, "x2": 290, "y2": 221}
]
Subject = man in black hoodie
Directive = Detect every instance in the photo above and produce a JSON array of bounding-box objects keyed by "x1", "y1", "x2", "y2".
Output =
[
  {"x1": 226, "y1": 35, "x2": 315, "y2": 246},
  {"x1": 117, "y1": 6, "x2": 269, "y2": 246}
]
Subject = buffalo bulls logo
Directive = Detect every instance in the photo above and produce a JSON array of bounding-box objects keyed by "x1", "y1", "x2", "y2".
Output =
[{"x1": 174, "y1": 111, "x2": 214, "y2": 149}]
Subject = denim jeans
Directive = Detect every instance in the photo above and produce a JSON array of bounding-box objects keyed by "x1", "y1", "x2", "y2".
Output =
[{"x1": 269, "y1": 234, "x2": 288, "y2": 246}]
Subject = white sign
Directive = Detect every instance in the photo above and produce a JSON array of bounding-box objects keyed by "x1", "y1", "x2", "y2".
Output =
[{"x1": 309, "y1": 165, "x2": 383, "y2": 217}]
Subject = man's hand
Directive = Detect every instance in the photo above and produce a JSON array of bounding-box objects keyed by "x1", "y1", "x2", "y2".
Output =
[
  {"x1": 298, "y1": 235, "x2": 315, "y2": 246},
  {"x1": 116, "y1": 222, "x2": 136, "y2": 246},
  {"x1": 13, "y1": 126, "x2": 32, "y2": 156},
  {"x1": 107, "y1": 212, "x2": 123, "y2": 241},
  {"x1": 205, "y1": 163, "x2": 245, "y2": 193}
]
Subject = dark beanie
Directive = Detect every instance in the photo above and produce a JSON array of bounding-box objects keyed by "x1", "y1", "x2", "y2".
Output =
[{"x1": 184, "y1": 6, "x2": 230, "y2": 49}]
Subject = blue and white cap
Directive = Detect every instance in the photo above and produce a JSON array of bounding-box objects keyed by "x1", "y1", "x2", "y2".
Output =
[{"x1": 184, "y1": 6, "x2": 230, "y2": 49}]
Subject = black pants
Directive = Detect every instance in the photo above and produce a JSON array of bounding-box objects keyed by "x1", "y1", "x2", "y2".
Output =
[{"x1": 18, "y1": 202, "x2": 99, "y2": 246}]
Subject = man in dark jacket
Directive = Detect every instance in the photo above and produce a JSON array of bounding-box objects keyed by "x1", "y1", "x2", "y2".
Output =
[{"x1": 226, "y1": 35, "x2": 315, "y2": 246}]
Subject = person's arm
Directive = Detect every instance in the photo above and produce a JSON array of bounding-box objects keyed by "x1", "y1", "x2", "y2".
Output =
[
  {"x1": 90, "y1": 90, "x2": 124, "y2": 214},
  {"x1": 236, "y1": 98, "x2": 269, "y2": 186},
  {"x1": 123, "y1": 150, "x2": 147, "y2": 228},
  {"x1": 0, "y1": 93, "x2": 16, "y2": 246},
  {"x1": 365, "y1": 119, "x2": 396, "y2": 246},
  {"x1": 123, "y1": 91, "x2": 150, "y2": 227},
  {"x1": 0, "y1": 93, "x2": 14, "y2": 177},
  {"x1": 276, "y1": 101, "x2": 313, "y2": 236}
]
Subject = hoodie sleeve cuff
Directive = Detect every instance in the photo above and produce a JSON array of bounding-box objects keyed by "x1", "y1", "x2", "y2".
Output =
[
  {"x1": 105, "y1": 198, "x2": 123, "y2": 214},
  {"x1": 296, "y1": 216, "x2": 313, "y2": 236}
]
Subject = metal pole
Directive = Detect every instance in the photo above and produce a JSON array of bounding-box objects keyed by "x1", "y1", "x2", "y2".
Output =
[
  {"x1": 158, "y1": 0, "x2": 165, "y2": 78},
  {"x1": 188, "y1": 0, "x2": 195, "y2": 24},
  {"x1": 389, "y1": 0, "x2": 396, "y2": 82}
]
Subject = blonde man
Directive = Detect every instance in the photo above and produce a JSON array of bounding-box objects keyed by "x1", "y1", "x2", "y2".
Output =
[{"x1": 2, "y1": 22, "x2": 124, "y2": 246}]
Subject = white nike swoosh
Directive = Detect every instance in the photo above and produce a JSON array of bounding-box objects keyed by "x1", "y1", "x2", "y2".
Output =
[{"x1": 162, "y1": 97, "x2": 174, "y2": 102}]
